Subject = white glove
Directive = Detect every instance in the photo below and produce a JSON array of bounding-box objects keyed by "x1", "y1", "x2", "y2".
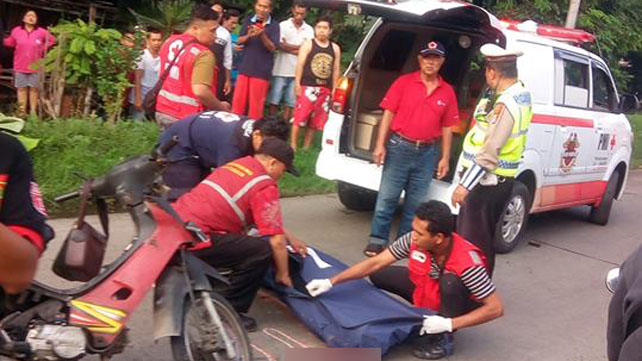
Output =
[
  {"x1": 306, "y1": 279, "x2": 333, "y2": 297},
  {"x1": 420, "y1": 315, "x2": 453, "y2": 335}
]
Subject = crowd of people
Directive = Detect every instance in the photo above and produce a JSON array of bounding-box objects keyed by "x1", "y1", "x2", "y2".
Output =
[{"x1": 145, "y1": 0, "x2": 340, "y2": 151}]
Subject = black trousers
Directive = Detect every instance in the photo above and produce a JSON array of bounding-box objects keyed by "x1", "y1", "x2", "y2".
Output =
[
  {"x1": 193, "y1": 234, "x2": 272, "y2": 313},
  {"x1": 456, "y1": 178, "x2": 514, "y2": 276},
  {"x1": 370, "y1": 266, "x2": 480, "y2": 317}
]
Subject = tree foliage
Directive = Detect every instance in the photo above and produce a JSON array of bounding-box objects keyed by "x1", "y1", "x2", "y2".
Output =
[{"x1": 129, "y1": 0, "x2": 194, "y2": 36}]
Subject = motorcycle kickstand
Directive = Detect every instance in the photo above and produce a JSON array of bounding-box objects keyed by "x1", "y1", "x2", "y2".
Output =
[{"x1": 200, "y1": 292, "x2": 237, "y2": 359}]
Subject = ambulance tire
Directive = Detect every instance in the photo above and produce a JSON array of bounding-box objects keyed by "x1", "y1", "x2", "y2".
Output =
[
  {"x1": 337, "y1": 181, "x2": 377, "y2": 211},
  {"x1": 493, "y1": 181, "x2": 530, "y2": 254},
  {"x1": 589, "y1": 171, "x2": 620, "y2": 226}
]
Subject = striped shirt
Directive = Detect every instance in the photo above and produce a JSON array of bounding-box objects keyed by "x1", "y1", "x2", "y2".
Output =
[{"x1": 388, "y1": 233, "x2": 496, "y2": 300}]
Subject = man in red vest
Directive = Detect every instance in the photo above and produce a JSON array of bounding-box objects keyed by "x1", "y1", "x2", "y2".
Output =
[
  {"x1": 174, "y1": 138, "x2": 306, "y2": 331},
  {"x1": 306, "y1": 200, "x2": 504, "y2": 360},
  {"x1": 156, "y1": 4, "x2": 230, "y2": 128}
]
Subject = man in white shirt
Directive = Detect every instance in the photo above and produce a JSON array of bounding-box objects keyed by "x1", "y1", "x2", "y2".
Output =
[
  {"x1": 211, "y1": 0, "x2": 233, "y2": 101},
  {"x1": 267, "y1": 1, "x2": 313, "y2": 121},
  {"x1": 130, "y1": 29, "x2": 162, "y2": 121}
]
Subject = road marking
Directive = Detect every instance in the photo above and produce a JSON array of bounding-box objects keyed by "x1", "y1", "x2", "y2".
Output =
[
  {"x1": 262, "y1": 328, "x2": 310, "y2": 348},
  {"x1": 251, "y1": 344, "x2": 276, "y2": 361}
]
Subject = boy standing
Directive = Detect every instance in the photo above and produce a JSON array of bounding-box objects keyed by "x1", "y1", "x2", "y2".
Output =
[{"x1": 291, "y1": 17, "x2": 340, "y2": 150}]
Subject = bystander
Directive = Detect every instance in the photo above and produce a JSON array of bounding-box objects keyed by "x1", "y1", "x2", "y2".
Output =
[
  {"x1": 232, "y1": 0, "x2": 279, "y2": 119},
  {"x1": 268, "y1": 2, "x2": 313, "y2": 121}
]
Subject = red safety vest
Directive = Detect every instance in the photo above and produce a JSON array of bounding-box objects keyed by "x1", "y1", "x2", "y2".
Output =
[
  {"x1": 174, "y1": 156, "x2": 276, "y2": 250},
  {"x1": 408, "y1": 233, "x2": 488, "y2": 311},
  {"x1": 156, "y1": 33, "x2": 217, "y2": 119}
]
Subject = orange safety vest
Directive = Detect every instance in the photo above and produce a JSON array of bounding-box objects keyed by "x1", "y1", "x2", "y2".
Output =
[
  {"x1": 407, "y1": 233, "x2": 488, "y2": 311},
  {"x1": 156, "y1": 34, "x2": 218, "y2": 119}
]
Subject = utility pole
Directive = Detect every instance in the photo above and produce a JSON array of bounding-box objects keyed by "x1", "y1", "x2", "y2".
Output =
[{"x1": 565, "y1": 0, "x2": 581, "y2": 29}]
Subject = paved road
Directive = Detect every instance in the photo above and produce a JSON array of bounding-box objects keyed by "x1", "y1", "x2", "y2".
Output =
[{"x1": 38, "y1": 170, "x2": 642, "y2": 361}]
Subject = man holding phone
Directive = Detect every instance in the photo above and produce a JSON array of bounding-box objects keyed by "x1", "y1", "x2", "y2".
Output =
[{"x1": 232, "y1": 0, "x2": 280, "y2": 119}]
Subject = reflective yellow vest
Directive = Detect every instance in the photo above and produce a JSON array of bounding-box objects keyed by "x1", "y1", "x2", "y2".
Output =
[{"x1": 461, "y1": 81, "x2": 532, "y2": 177}]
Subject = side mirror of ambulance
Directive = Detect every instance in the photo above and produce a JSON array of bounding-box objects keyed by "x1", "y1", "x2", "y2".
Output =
[{"x1": 618, "y1": 94, "x2": 639, "y2": 114}]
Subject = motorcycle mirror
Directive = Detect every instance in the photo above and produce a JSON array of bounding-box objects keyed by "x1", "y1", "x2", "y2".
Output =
[{"x1": 605, "y1": 267, "x2": 620, "y2": 294}]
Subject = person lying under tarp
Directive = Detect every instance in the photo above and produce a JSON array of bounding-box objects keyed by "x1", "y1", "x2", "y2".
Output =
[{"x1": 306, "y1": 200, "x2": 504, "y2": 360}]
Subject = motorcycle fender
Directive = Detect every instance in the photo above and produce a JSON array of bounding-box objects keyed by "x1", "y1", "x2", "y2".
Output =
[
  {"x1": 182, "y1": 251, "x2": 230, "y2": 291},
  {"x1": 153, "y1": 253, "x2": 230, "y2": 341},
  {"x1": 153, "y1": 266, "x2": 189, "y2": 341}
]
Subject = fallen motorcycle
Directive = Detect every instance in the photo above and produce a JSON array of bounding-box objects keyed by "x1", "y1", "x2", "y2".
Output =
[{"x1": 0, "y1": 140, "x2": 252, "y2": 361}]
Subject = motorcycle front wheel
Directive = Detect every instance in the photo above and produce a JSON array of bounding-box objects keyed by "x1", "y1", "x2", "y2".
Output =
[{"x1": 171, "y1": 292, "x2": 252, "y2": 361}]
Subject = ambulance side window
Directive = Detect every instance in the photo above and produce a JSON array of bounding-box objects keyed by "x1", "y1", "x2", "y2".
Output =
[
  {"x1": 554, "y1": 51, "x2": 589, "y2": 109},
  {"x1": 591, "y1": 65, "x2": 617, "y2": 112}
]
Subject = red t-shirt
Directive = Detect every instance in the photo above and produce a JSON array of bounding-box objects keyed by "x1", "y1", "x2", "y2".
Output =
[
  {"x1": 380, "y1": 71, "x2": 459, "y2": 141},
  {"x1": 174, "y1": 156, "x2": 284, "y2": 237}
]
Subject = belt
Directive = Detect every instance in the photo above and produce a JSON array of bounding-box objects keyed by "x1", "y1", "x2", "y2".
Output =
[{"x1": 392, "y1": 133, "x2": 436, "y2": 147}]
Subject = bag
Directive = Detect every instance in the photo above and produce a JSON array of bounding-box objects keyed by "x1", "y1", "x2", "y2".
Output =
[
  {"x1": 263, "y1": 248, "x2": 432, "y2": 355},
  {"x1": 143, "y1": 41, "x2": 195, "y2": 120},
  {"x1": 52, "y1": 181, "x2": 109, "y2": 282}
]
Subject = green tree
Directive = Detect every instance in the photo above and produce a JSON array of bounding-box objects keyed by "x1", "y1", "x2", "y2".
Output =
[{"x1": 129, "y1": 0, "x2": 194, "y2": 36}]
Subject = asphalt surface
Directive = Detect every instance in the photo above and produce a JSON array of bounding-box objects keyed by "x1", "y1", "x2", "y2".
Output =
[{"x1": 37, "y1": 170, "x2": 642, "y2": 361}]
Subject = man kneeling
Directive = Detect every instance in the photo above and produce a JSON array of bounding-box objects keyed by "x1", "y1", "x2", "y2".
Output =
[{"x1": 306, "y1": 200, "x2": 503, "y2": 359}]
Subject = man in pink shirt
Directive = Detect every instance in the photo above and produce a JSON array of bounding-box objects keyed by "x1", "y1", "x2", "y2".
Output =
[{"x1": 3, "y1": 10, "x2": 55, "y2": 117}]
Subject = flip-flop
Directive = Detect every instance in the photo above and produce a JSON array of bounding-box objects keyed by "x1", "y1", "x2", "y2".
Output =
[{"x1": 363, "y1": 243, "x2": 385, "y2": 257}]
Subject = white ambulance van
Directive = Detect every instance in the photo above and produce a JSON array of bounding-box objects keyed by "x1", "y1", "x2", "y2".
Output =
[{"x1": 306, "y1": 0, "x2": 638, "y2": 252}]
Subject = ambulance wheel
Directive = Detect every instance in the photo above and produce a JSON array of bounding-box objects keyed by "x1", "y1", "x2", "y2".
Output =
[
  {"x1": 494, "y1": 181, "x2": 530, "y2": 254},
  {"x1": 589, "y1": 171, "x2": 620, "y2": 226},
  {"x1": 337, "y1": 181, "x2": 377, "y2": 211}
]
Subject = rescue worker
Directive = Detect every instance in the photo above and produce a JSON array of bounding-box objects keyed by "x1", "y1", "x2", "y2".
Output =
[
  {"x1": 174, "y1": 138, "x2": 307, "y2": 331},
  {"x1": 306, "y1": 201, "x2": 503, "y2": 359},
  {"x1": 155, "y1": 4, "x2": 230, "y2": 128},
  {"x1": 452, "y1": 44, "x2": 533, "y2": 275},
  {"x1": 0, "y1": 132, "x2": 52, "y2": 295},
  {"x1": 158, "y1": 111, "x2": 289, "y2": 200}
]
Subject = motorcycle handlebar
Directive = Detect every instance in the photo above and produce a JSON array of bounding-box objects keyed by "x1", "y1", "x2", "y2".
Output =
[
  {"x1": 153, "y1": 135, "x2": 179, "y2": 160},
  {"x1": 54, "y1": 190, "x2": 80, "y2": 203}
]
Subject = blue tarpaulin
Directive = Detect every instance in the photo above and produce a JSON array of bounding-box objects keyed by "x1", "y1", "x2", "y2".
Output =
[{"x1": 264, "y1": 248, "x2": 434, "y2": 355}]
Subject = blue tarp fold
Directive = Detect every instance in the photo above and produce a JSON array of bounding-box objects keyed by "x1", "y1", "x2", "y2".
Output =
[{"x1": 264, "y1": 248, "x2": 434, "y2": 355}]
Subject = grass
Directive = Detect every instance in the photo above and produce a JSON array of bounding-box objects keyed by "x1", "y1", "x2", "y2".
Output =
[
  {"x1": 630, "y1": 113, "x2": 642, "y2": 168},
  {"x1": 280, "y1": 146, "x2": 336, "y2": 197},
  {"x1": 22, "y1": 118, "x2": 335, "y2": 218}
]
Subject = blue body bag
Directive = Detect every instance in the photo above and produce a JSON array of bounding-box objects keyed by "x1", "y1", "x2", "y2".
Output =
[{"x1": 264, "y1": 248, "x2": 433, "y2": 355}]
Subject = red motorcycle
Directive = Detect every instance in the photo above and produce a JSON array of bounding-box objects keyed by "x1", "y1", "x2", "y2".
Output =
[{"x1": 0, "y1": 142, "x2": 252, "y2": 361}]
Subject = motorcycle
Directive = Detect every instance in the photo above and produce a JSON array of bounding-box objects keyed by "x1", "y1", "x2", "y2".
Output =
[{"x1": 0, "y1": 140, "x2": 252, "y2": 361}]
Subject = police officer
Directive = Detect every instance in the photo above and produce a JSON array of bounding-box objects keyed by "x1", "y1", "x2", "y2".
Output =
[
  {"x1": 159, "y1": 110, "x2": 289, "y2": 200},
  {"x1": 306, "y1": 201, "x2": 503, "y2": 359},
  {"x1": 452, "y1": 44, "x2": 533, "y2": 275}
]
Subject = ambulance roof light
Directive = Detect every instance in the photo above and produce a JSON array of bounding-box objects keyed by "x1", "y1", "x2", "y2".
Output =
[{"x1": 500, "y1": 19, "x2": 596, "y2": 44}]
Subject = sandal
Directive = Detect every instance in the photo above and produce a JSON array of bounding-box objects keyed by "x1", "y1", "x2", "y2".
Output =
[{"x1": 363, "y1": 243, "x2": 385, "y2": 257}]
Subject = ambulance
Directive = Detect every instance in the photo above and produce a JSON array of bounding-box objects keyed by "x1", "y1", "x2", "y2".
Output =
[{"x1": 306, "y1": 0, "x2": 639, "y2": 252}]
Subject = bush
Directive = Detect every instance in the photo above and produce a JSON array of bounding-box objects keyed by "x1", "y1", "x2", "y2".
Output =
[{"x1": 630, "y1": 113, "x2": 642, "y2": 168}]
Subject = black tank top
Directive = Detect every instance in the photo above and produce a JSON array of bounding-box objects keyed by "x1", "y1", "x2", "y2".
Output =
[{"x1": 302, "y1": 39, "x2": 335, "y2": 88}]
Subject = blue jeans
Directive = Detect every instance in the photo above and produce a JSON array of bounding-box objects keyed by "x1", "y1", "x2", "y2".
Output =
[
  {"x1": 268, "y1": 76, "x2": 296, "y2": 107},
  {"x1": 369, "y1": 134, "x2": 438, "y2": 246}
]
